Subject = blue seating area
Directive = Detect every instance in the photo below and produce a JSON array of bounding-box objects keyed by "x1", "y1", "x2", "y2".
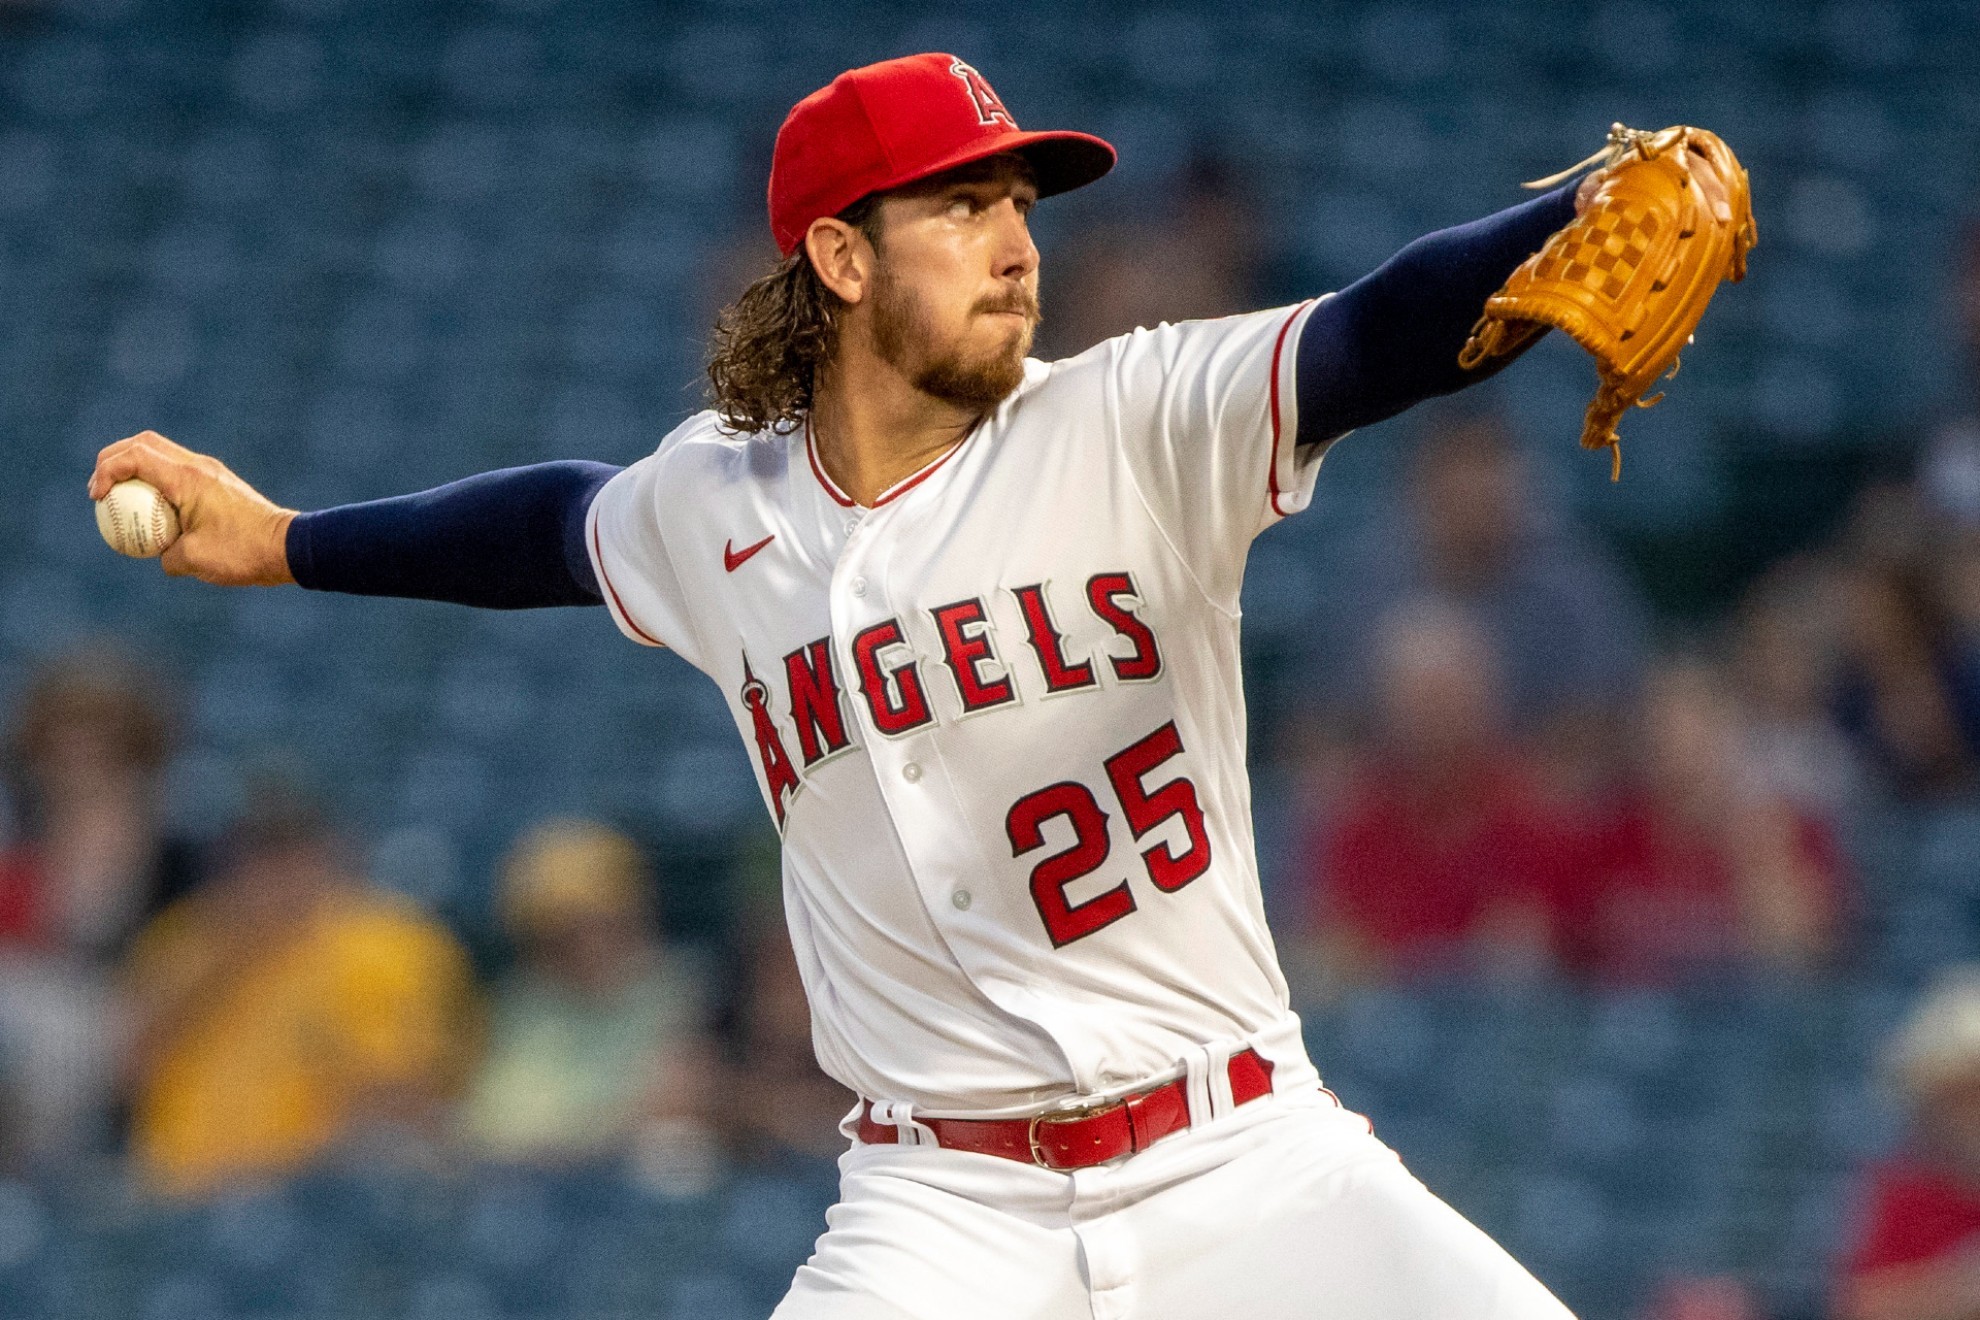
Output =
[
  {"x1": 0, "y1": 1156, "x2": 838, "y2": 1320},
  {"x1": 0, "y1": 982, "x2": 1915, "y2": 1319},
  {"x1": 2, "y1": 1, "x2": 1978, "y2": 1317},
  {"x1": 1309, "y1": 981, "x2": 1911, "y2": 1318}
]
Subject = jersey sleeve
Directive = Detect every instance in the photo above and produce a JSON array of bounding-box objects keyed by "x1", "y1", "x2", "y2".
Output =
[
  {"x1": 1107, "y1": 300, "x2": 1327, "y2": 609},
  {"x1": 584, "y1": 447, "x2": 707, "y2": 669}
]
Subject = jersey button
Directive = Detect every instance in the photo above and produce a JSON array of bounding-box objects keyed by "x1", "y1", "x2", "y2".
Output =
[
  {"x1": 850, "y1": 576, "x2": 867, "y2": 597},
  {"x1": 901, "y1": 762, "x2": 922, "y2": 783},
  {"x1": 844, "y1": 518, "x2": 860, "y2": 535},
  {"x1": 951, "y1": 889, "x2": 972, "y2": 911}
]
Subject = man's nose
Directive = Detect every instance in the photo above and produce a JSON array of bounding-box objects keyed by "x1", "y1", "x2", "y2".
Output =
[{"x1": 991, "y1": 200, "x2": 1039, "y2": 281}]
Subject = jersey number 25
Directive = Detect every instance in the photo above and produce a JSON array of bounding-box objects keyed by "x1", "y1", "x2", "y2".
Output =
[{"x1": 1004, "y1": 721, "x2": 1212, "y2": 947}]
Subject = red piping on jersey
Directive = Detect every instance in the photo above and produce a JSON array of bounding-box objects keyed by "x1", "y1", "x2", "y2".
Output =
[
  {"x1": 1265, "y1": 300, "x2": 1315, "y2": 520},
  {"x1": 590, "y1": 519, "x2": 665, "y2": 647},
  {"x1": 805, "y1": 415, "x2": 975, "y2": 510},
  {"x1": 871, "y1": 437, "x2": 968, "y2": 505},
  {"x1": 805, "y1": 419, "x2": 857, "y2": 508}
]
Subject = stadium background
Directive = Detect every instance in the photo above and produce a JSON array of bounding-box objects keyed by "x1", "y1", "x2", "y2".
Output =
[{"x1": 0, "y1": 0, "x2": 1976, "y2": 1317}]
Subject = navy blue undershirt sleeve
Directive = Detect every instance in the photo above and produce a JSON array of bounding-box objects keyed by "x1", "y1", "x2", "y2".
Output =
[
  {"x1": 286, "y1": 460, "x2": 618, "y2": 609},
  {"x1": 1295, "y1": 181, "x2": 1580, "y2": 449}
]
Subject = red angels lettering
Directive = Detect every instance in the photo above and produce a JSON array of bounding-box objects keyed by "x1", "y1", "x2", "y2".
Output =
[
  {"x1": 740, "y1": 658, "x2": 801, "y2": 826},
  {"x1": 948, "y1": 58, "x2": 1016, "y2": 128},
  {"x1": 932, "y1": 597, "x2": 1016, "y2": 713},
  {"x1": 784, "y1": 637, "x2": 852, "y2": 766},
  {"x1": 1013, "y1": 583, "x2": 1098, "y2": 694},
  {"x1": 851, "y1": 618, "x2": 935, "y2": 735},
  {"x1": 1087, "y1": 572, "x2": 1163, "y2": 682}
]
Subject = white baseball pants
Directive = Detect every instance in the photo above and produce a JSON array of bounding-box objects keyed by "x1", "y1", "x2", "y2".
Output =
[{"x1": 772, "y1": 1088, "x2": 1576, "y2": 1320}]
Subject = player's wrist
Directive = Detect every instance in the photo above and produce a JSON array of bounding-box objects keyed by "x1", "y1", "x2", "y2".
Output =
[{"x1": 266, "y1": 507, "x2": 299, "y2": 586}]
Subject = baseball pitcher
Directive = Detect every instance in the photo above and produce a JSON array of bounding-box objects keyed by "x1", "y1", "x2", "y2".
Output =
[{"x1": 91, "y1": 53, "x2": 1751, "y2": 1320}]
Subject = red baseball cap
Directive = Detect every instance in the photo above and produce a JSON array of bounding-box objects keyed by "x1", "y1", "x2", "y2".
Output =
[{"x1": 768, "y1": 53, "x2": 1116, "y2": 257}]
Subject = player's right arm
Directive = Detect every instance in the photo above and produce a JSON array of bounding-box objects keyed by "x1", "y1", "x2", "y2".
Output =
[{"x1": 88, "y1": 429, "x2": 618, "y2": 608}]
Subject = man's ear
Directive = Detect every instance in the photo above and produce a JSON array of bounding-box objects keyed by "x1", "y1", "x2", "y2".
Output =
[{"x1": 805, "y1": 216, "x2": 873, "y2": 306}]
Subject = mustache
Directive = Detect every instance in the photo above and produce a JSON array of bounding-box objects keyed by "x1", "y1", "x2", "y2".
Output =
[{"x1": 975, "y1": 287, "x2": 1042, "y2": 322}]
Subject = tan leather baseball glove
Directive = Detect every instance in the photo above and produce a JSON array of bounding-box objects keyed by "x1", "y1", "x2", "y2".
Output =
[{"x1": 1458, "y1": 123, "x2": 1758, "y2": 480}]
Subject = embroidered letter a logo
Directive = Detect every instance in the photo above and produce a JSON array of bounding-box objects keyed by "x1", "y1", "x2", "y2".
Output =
[
  {"x1": 741, "y1": 657, "x2": 801, "y2": 828},
  {"x1": 949, "y1": 59, "x2": 1016, "y2": 128}
]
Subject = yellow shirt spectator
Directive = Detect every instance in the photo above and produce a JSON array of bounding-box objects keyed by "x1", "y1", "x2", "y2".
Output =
[{"x1": 124, "y1": 871, "x2": 475, "y2": 1199}]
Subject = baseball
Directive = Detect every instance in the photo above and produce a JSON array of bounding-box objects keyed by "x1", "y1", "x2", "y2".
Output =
[{"x1": 95, "y1": 478, "x2": 181, "y2": 558}]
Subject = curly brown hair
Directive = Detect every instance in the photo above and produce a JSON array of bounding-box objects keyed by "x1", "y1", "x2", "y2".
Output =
[{"x1": 706, "y1": 196, "x2": 883, "y2": 435}]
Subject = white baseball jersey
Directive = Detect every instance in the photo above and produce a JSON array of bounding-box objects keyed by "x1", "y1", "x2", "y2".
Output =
[{"x1": 587, "y1": 300, "x2": 1328, "y2": 1117}]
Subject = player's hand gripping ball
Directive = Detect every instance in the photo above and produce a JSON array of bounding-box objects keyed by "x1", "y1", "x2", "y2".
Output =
[
  {"x1": 1459, "y1": 123, "x2": 1757, "y2": 481},
  {"x1": 95, "y1": 478, "x2": 181, "y2": 558}
]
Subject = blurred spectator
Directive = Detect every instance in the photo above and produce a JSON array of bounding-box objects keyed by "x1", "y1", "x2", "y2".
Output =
[
  {"x1": 1553, "y1": 659, "x2": 1844, "y2": 985},
  {"x1": 1918, "y1": 217, "x2": 1980, "y2": 527},
  {"x1": 1729, "y1": 559, "x2": 1865, "y2": 821},
  {"x1": 1939, "y1": 527, "x2": 1980, "y2": 652},
  {"x1": 0, "y1": 652, "x2": 195, "y2": 1164},
  {"x1": 1831, "y1": 483, "x2": 1980, "y2": 799},
  {"x1": 0, "y1": 1042, "x2": 21, "y2": 1176},
  {"x1": 460, "y1": 820, "x2": 716, "y2": 1170},
  {"x1": 1837, "y1": 967, "x2": 1980, "y2": 1320},
  {"x1": 0, "y1": 651, "x2": 196, "y2": 957},
  {"x1": 0, "y1": 953, "x2": 117, "y2": 1167},
  {"x1": 1296, "y1": 601, "x2": 1567, "y2": 990},
  {"x1": 1041, "y1": 151, "x2": 1263, "y2": 356},
  {"x1": 122, "y1": 791, "x2": 475, "y2": 1198},
  {"x1": 1315, "y1": 409, "x2": 1650, "y2": 749},
  {"x1": 1639, "y1": 1276, "x2": 1766, "y2": 1320},
  {"x1": 720, "y1": 913, "x2": 853, "y2": 1168}
]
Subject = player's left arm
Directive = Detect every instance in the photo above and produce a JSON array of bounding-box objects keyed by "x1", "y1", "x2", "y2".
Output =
[{"x1": 1293, "y1": 177, "x2": 1591, "y2": 450}]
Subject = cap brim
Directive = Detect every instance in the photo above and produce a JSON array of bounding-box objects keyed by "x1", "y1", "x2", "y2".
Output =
[
  {"x1": 877, "y1": 129, "x2": 1117, "y2": 204},
  {"x1": 1009, "y1": 131, "x2": 1118, "y2": 198}
]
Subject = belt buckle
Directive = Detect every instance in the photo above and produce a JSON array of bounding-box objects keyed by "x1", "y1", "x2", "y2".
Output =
[{"x1": 1026, "y1": 1099, "x2": 1119, "y2": 1170}]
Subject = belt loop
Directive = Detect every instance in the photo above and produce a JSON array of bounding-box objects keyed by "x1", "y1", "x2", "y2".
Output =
[
  {"x1": 1204, "y1": 1041, "x2": 1237, "y2": 1119},
  {"x1": 872, "y1": 1100, "x2": 936, "y2": 1147},
  {"x1": 1181, "y1": 1046, "x2": 1215, "y2": 1128}
]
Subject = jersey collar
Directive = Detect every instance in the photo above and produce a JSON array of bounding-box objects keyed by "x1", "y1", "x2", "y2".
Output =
[{"x1": 804, "y1": 414, "x2": 980, "y2": 511}]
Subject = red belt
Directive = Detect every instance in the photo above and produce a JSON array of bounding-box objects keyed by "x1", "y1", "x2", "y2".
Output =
[{"x1": 857, "y1": 1049, "x2": 1275, "y2": 1171}]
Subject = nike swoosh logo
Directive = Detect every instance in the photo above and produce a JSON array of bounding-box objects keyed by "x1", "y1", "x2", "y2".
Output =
[{"x1": 723, "y1": 534, "x2": 775, "y2": 573}]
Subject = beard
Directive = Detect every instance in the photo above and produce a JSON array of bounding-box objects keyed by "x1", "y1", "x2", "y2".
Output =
[{"x1": 870, "y1": 268, "x2": 1040, "y2": 413}]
